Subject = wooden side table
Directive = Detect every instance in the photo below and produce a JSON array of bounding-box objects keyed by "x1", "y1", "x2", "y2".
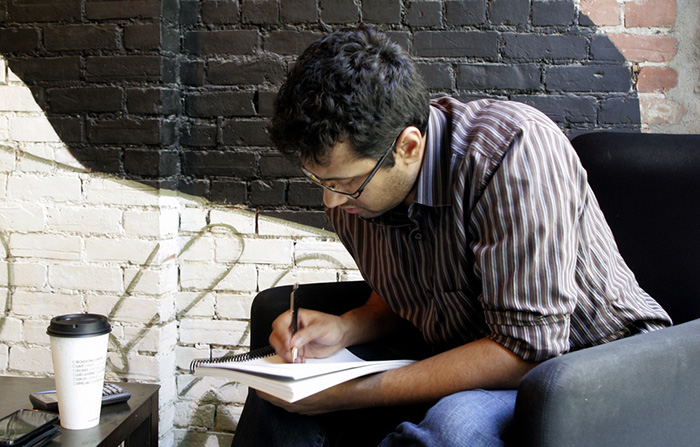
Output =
[{"x1": 0, "y1": 376, "x2": 159, "y2": 447}]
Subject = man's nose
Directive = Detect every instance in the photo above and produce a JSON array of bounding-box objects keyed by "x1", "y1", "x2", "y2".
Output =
[{"x1": 323, "y1": 189, "x2": 350, "y2": 209}]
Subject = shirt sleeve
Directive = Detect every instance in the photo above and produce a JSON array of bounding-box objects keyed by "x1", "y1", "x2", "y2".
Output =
[{"x1": 469, "y1": 119, "x2": 587, "y2": 362}]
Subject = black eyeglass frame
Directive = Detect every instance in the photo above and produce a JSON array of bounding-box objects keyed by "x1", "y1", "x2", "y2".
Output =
[{"x1": 300, "y1": 136, "x2": 398, "y2": 199}]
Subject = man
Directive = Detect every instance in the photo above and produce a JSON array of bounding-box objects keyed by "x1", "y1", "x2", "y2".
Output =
[{"x1": 231, "y1": 26, "x2": 671, "y2": 446}]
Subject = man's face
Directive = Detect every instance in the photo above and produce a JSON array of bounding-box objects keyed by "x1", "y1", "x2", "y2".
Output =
[{"x1": 302, "y1": 138, "x2": 419, "y2": 219}]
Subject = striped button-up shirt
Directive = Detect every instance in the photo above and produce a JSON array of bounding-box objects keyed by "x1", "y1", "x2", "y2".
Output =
[{"x1": 327, "y1": 98, "x2": 671, "y2": 362}]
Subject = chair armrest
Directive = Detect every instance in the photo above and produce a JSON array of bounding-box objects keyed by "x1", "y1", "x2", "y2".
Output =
[{"x1": 512, "y1": 319, "x2": 700, "y2": 447}]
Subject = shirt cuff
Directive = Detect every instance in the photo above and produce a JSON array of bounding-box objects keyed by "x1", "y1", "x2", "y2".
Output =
[{"x1": 484, "y1": 309, "x2": 571, "y2": 362}]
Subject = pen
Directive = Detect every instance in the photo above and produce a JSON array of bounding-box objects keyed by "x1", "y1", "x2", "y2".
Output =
[{"x1": 290, "y1": 283, "x2": 299, "y2": 362}]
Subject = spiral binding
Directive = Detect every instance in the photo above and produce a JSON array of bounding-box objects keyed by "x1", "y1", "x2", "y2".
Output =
[{"x1": 189, "y1": 345, "x2": 276, "y2": 374}]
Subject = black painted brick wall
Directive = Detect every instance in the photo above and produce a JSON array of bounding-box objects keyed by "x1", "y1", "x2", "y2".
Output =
[{"x1": 0, "y1": 0, "x2": 639, "y2": 231}]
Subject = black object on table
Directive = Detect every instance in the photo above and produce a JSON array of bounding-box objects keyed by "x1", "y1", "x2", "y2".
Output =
[{"x1": 0, "y1": 376, "x2": 159, "y2": 447}]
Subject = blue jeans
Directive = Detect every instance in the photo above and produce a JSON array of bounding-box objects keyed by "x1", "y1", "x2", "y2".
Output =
[
  {"x1": 232, "y1": 388, "x2": 517, "y2": 447},
  {"x1": 379, "y1": 390, "x2": 517, "y2": 447}
]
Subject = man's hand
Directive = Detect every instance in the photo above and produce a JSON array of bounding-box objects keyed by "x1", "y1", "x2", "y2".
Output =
[
  {"x1": 267, "y1": 290, "x2": 405, "y2": 363},
  {"x1": 269, "y1": 308, "x2": 350, "y2": 363}
]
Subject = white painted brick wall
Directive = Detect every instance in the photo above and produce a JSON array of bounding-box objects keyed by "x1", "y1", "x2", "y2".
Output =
[
  {"x1": 124, "y1": 208, "x2": 179, "y2": 238},
  {"x1": 17, "y1": 143, "x2": 59, "y2": 173},
  {"x1": 22, "y1": 319, "x2": 54, "y2": 345},
  {"x1": 0, "y1": 318, "x2": 23, "y2": 343},
  {"x1": 175, "y1": 345, "x2": 210, "y2": 372},
  {"x1": 176, "y1": 375, "x2": 249, "y2": 408},
  {"x1": 49, "y1": 264, "x2": 124, "y2": 292},
  {"x1": 124, "y1": 264, "x2": 178, "y2": 295},
  {"x1": 85, "y1": 237, "x2": 161, "y2": 263},
  {"x1": 10, "y1": 116, "x2": 61, "y2": 142},
  {"x1": 87, "y1": 295, "x2": 175, "y2": 324},
  {"x1": 120, "y1": 321, "x2": 178, "y2": 353},
  {"x1": 257, "y1": 265, "x2": 340, "y2": 291},
  {"x1": 0, "y1": 146, "x2": 16, "y2": 173},
  {"x1": 0, "y1": 203, "x2": 44, "y2": 231},
  {"x1": 12, "y1": 291, "x2": 83, "y2": 317},
  {"x1": 47, "y1": 206, "x2": 123, "y2": 235},
  {"x1": 176, "y1": 291, "x2": 216, "y2": 317},
  {"x1": 123, "y1": 348, "x2": 177, "y2": 381},
  {"x1": 7, "y1": 173, "x2": 82, "y2": 202},
  {"x1": 179, "y1": 206, "x2": 208, "y2": 232},
  {"x1": 209, "y1": 208, "x2": 257, "y2": 235},
  {"x1": 214, "y1": 264, "x2": 260, "y2": 292},
  {"x1": 11, "y1": 233, "x2": 81, "y2": 260},
  {"x1": 83, "y1": 176, "x2": 163, "y2": 207},
  {"x1": 180, "y1": 262, "x2": 258, "y2": 292},
  {"x1": 230, "y1": 237, "x2": 295, "y2": 265},
  {"x1": 214, "y1": 293, "x2": 254, "y2": 320},
  {"x1": 0, "y1": 344, "x2": 7, "y2": 370},
  {"x1": 0, "y1": 267, "x2": 6, "y2": 288},
  {"x1": 0, "y1": 85, "x2": 43, "y2": 112},
  {"x1": 0, "y1": 119, "x2": 8, "y2": 142},
  {"x1": 8, "y1": 345, "x2": 53, "y2": 373},
  {"x1": 179, "y1": 319, "x2": 249, "y2": 346},
  {"x1": 178, "y1": 234, "x2": 216, "y2": 262},
  {"x1": 4, "y1": 262, "x2": 47, "y2": 288},
  {"x1": 0, "y1": 59, "x2": 360, "y2": 446},
  {"x1": 294, "y1": 239, "x2": 359, "y2": 269}
]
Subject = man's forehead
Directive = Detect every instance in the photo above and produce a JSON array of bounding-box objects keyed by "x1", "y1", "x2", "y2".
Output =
[{"x1": 302, "y1": 141, "x2": 367, "y2": 178}]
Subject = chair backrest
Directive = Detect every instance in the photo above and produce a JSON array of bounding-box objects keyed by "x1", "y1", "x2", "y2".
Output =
[{"x1": 571, "y1": 132, "x2": 700, "y2": 324}]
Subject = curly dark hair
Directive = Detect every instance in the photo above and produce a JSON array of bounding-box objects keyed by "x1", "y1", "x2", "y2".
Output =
[{"x1": 270, "y1": 26, "x2": 430, "y2": 167}]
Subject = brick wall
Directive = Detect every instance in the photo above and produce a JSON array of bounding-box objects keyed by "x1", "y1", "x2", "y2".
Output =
[
  {"x1": 2, "y1": 0, "x2": 694, "y2": 232},
  {"x1": 1, "y1": 0, "x2": 698, "y2": 445},
  {"x1": 580, "y1": 0, "x2": 694, "y2": 131}
]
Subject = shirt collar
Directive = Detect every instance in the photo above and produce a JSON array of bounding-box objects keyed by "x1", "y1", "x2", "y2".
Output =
[{"x1": 412, "y1": 103, "x2": 452, "y2": 209}]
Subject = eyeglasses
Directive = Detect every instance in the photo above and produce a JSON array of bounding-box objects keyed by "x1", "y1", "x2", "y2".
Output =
[{"x1": 300, "y1": 137, "x2": 397, "y2": 199}]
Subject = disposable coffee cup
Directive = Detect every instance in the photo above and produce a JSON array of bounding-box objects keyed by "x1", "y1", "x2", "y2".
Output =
[{"x1": 47, "y1": 314, "x2": 111, "y2": 430}]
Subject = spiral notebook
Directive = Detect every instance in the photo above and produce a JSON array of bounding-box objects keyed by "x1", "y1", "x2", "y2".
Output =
[{"x1": 190, "y1": 346, "x2": 414, "y2": 403}]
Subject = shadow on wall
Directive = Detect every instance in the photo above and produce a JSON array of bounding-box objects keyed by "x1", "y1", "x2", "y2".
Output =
[{"x1": 0, "y1": 1, "x2": 640, "y2": 230}]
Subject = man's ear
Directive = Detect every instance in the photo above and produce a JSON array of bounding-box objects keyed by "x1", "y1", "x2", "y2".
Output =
[{"x1": 395, "y1": 126, "x2": 425, "y2": 165}]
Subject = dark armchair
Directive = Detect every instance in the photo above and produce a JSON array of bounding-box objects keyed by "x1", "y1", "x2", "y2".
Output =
[{"x1": 513, "y1": 132, "x2": 700, "y2": 446}]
